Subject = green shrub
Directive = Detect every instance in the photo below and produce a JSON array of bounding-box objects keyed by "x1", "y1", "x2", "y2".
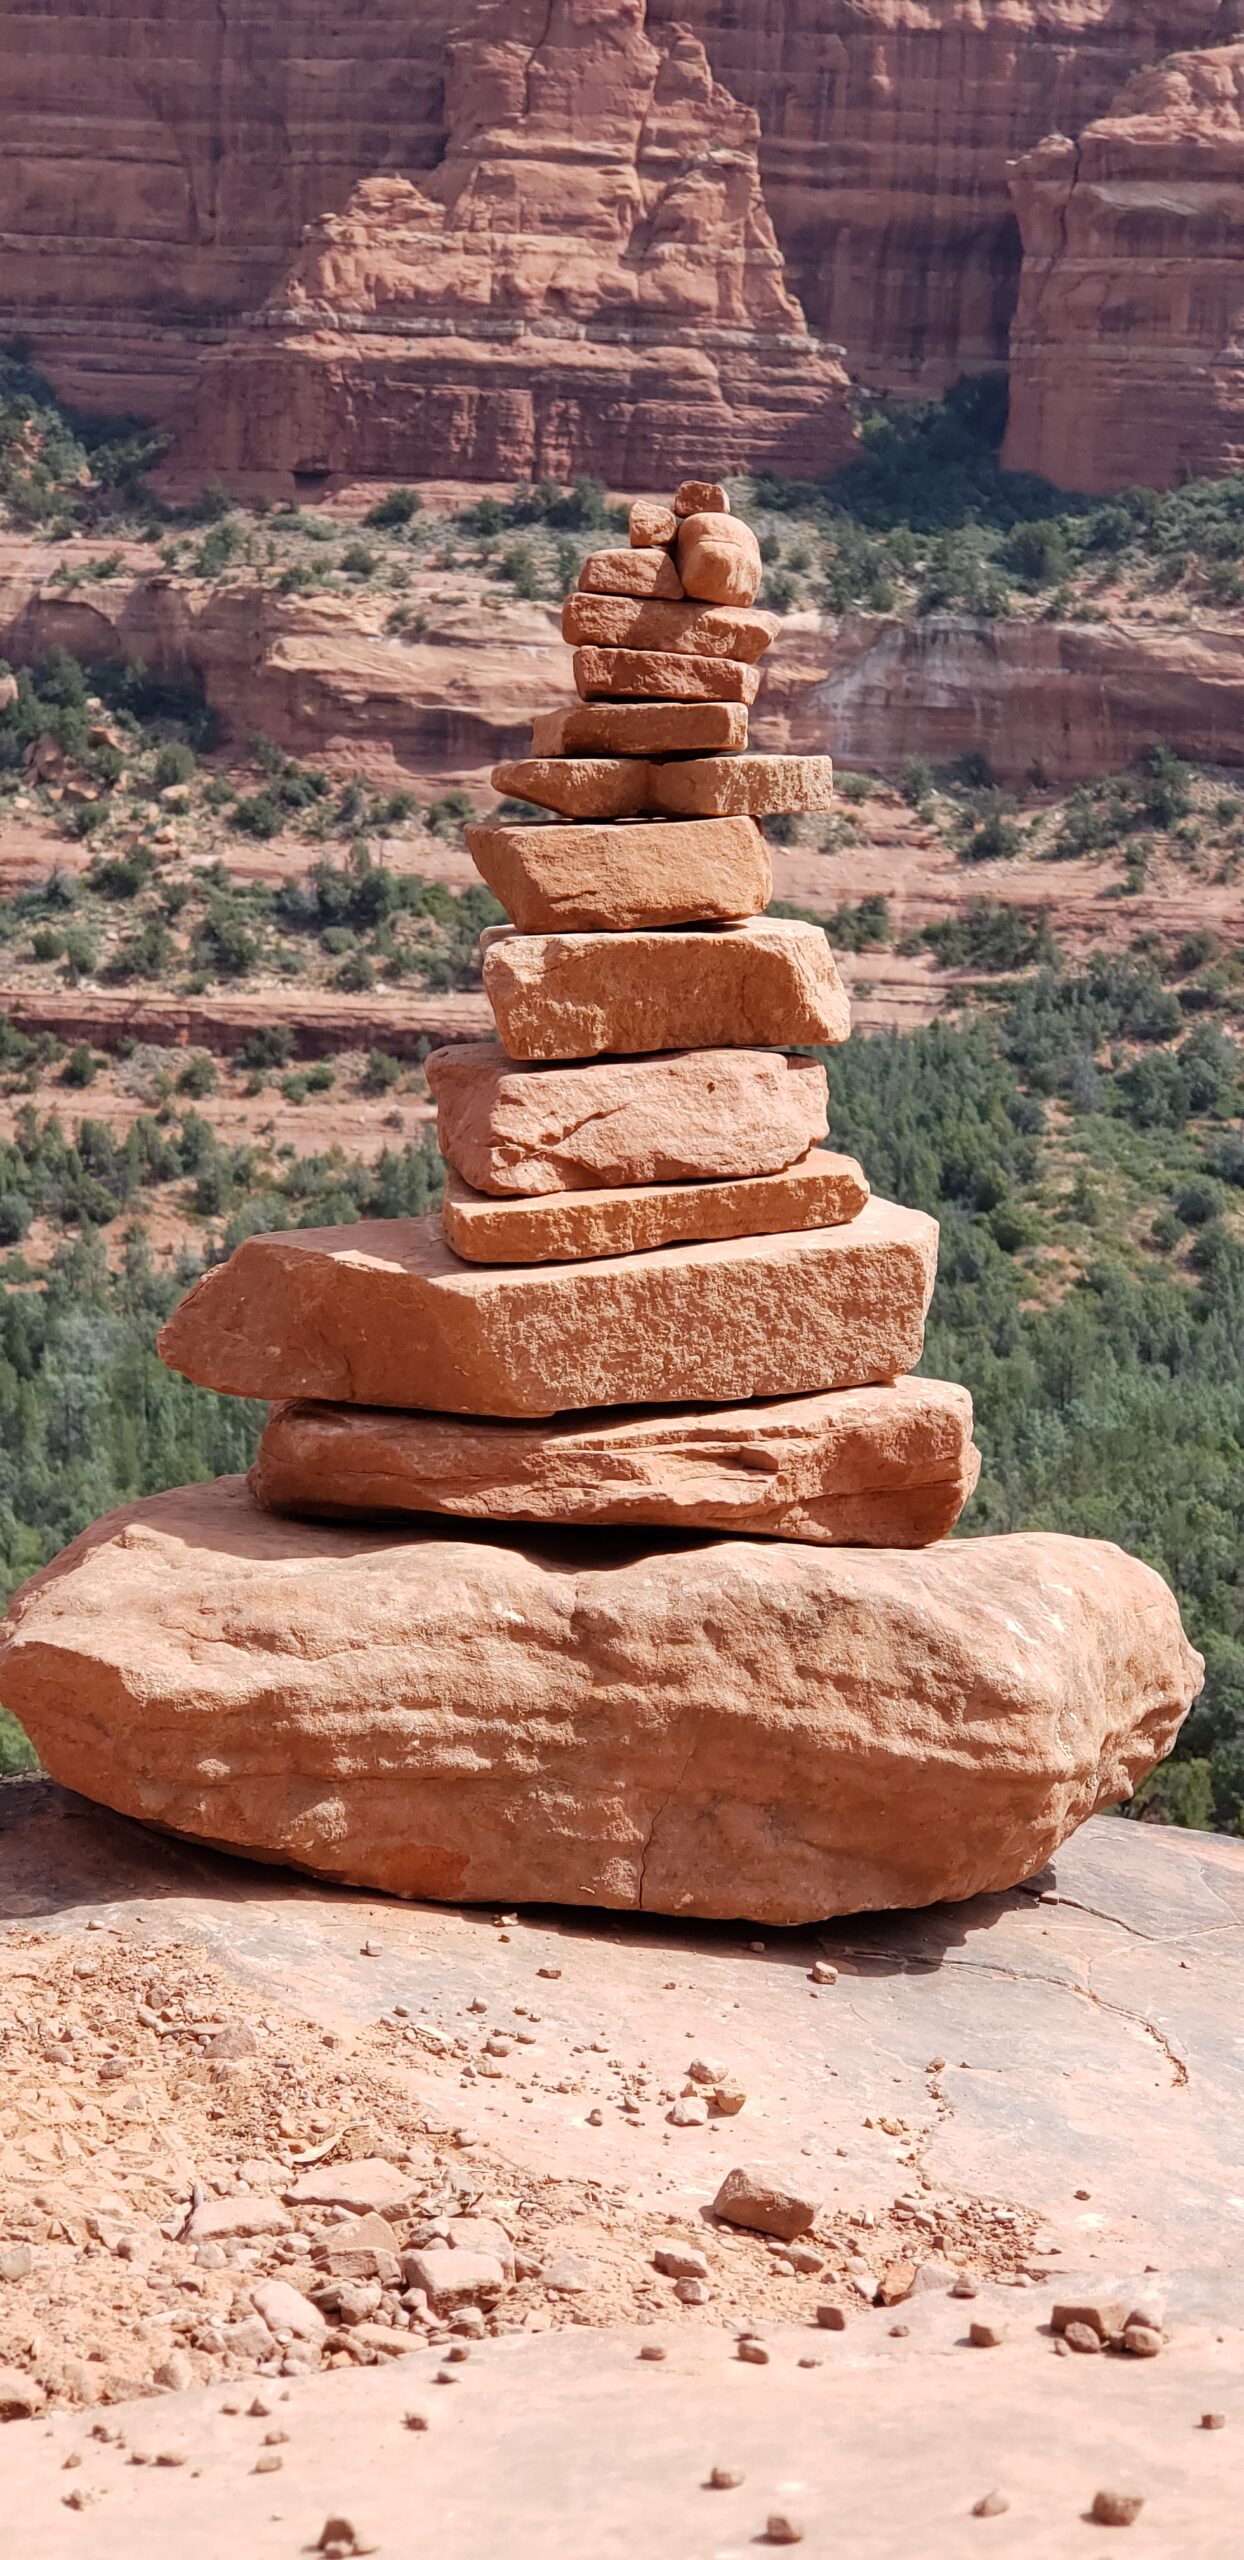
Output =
[{"x1": 364, "y1": 488, "x2": 423, "y2": 529}]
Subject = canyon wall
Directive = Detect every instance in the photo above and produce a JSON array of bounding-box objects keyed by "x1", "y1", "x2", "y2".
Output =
[
  {"x1": 1004, "y1": 41, "x2": 1244, "y2": 491},
  {"x1": 174, "y1": 0, "x2": 854, "y2": 491},
  {"x1": 2, "y1": 0, "x2": 1239, "y2": 474},
  {"x1": 767, "y1": 609, "x2": 1244, "y2": 783}
]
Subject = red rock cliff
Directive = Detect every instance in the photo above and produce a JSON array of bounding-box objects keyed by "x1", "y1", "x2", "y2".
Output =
[
  {"x1": 173, "y1": 0, "x2": 853, "y2": 489},
  {"x1": 3, "y1": 0, "x2": 1237, "y2": 442},
  {"x1": 1004, "y1": 39, "x2": 1244, "y2": 490}
]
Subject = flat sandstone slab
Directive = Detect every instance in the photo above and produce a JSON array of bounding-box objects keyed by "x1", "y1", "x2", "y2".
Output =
[
  {"x1": 492, "y1": 757, "x2": 652, "y2": 821},
  {"x1": 651, "y1": 754, "x2": 835, "y2": 819},
  {"x1": 157, "y1": 1196, "x2": 939, "y2": 1418},
  {"x1": 466, "y1": 815, "x2": 769, "y2": 934},
  {"x1": 562, "y1": 595, "x2": 776, "y2": 663},
  {"x1": 424, "y1": 1042, "x2": 829, "y2": 1197},
  {"x1": 578, "y1": 547, "x2": 684, "y2": 599},
  {"x1": 531, "y1": 701, "x2": 746, "y2": 757},
  {"x1": 483, "y1": 918, "x2": 850, "y2": 1058},
  {"x1": 0, "y1": 1476, "x2": 1200, "y2": 1919},
  {"x1": 574, "y1": 645, "x2": 761, "y2": 704},
  {"x1": 252, "y1": 1376, "x2": 978, "y2": 1548},
  {"x1": 439, "y1": 1150, "x2": 868, "y2": 1264}
]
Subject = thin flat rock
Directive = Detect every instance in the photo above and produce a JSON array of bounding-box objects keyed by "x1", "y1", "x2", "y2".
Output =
[
  {"x1": 531, "y1": 701, "x2": 746, "y2": 757},
  {"x1": 482, "y1": 918, "x2": 850, "y2": 1059},
  {"x1": 0, "y1": 1477, "x2": 1200, "y2": 1920},
  {"x1": 650, "y1": 755, "x2": 835, "y2": 819},
  {"x1": 562, "y1": 595, "x2": 776, "y2": 663},
  {"x1": 438, "y1": 1151, "x2": 868, "y2": 1264},
  {"x1": 156, "y1": 1196, "x2": 940, "y2": 1418},
  {"x1": 424, "y1": 1043, "x2": 829, "y2": 1197},
  {"x1": 251, "y1": 1375, "x2": 979, "y2": 1547},
  {"x1": 492, "y1": 757, "x2": 652, "y2": 821},
  {"x1": 465, "y1": 815, "x2": 770, "y2": 934},
  {"x1": 573, "y1": 646, "x2": 761, "y2": 704}
]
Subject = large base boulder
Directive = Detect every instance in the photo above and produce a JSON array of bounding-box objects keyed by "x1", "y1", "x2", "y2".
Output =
[{"x1": 0, "y1": 1478, "x2": 1200, "y2": 1924}]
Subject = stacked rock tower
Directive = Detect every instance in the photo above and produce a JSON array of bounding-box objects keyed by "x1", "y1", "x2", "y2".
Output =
[{"x1": 0, "y1": 483, "x2": 1201, "y2": 1926}]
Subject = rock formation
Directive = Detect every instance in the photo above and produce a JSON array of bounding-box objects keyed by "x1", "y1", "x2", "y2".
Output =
[
  {"x1": 4, "y1": 0, "x2": 1232, "y2": 434},
  {"x1": 0, "y1": 474, "x2": 1203, "y2": 1921},
  {"x1": 174, "y1": 0, "x2": 853, "y2": 491},
  {"x1": 1005, "y1": 41, "x2": 1244, "y2": 491}
]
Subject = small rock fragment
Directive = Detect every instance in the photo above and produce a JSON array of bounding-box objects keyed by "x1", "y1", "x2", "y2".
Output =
[
  {"x1": 675, "y1": 2277, "x2": 709, "y2": 2305},
  {"x1": 0, "y1": 2245, "x2": 32, "y2": 2282},
  {"x1": 765, "y1": 2514, "x2": 805, "y2": 2545},
  {"x1": 252, "y1": 2279, "x2": 328, "y2": 2343},
  {"x1": 816, "y1": 2304, "x2": 847, "y2": 2331},
  {"x1": 1090, "y1": 2490, "x2": 1144, "y2": 2528},
  {"x1": 706, "y1": 2467, "x2": 743, "y2": 2490},
  {"x1": 950, "y1": 2277, "x2": 978, "y2": 2300},
  {"x1": 316, "y1": 2520, "x2": 378, "y2": 2556},
  {"x1": 973, "y1": 2490, "x2": 1010, "y2": 2518},
  {"x1": 737, "y1": 2339, "x2": 770, "y2": 2365},
  {"x1": 876, "y1": 2262, "x2": 917, "y2": 2307},
  {"x1": 809, "y1": 1962, "x2": 838, "y2": 1985},
  {"x1": 254, "y1": 2452, "x2": 283, "y2": 2474},
  {"x1": 968, "y1": 2321, "x2": 1005, "y2": 2349},
  {"x1": 712, "y1": 2078, "x2": 747, "y2": 2117},
  {"x1": 1065, "y1": 2322, "x2": 1103, "y2": 2355},
  {"x1": 1123, "y1": 2326, "x2": 1162, "y2": 2358},
  {"x1": 713, "y1": 2165, "x2": 818, "y2": 2241},
  {"x1": 638, "y1": 2344, "x2": 666, "y2": 2361},
  {"x1": 669, "y1": 2096, "x2": 709, "y2": 2127},
  {"x1": 0, "y1": 2367, "x2": 46, "y2": 2419},
  {"x1": 654, "y1": 2247, "x2": 708, "y2": 2281},
  {"x1": 1201, "y1": 2412, "x2": 1226, "y2": 2430}
]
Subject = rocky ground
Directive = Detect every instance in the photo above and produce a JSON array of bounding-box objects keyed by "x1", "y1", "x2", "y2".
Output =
[{"x1": 2, "y1": 1784, "x2": 1243, "y2": 2553}]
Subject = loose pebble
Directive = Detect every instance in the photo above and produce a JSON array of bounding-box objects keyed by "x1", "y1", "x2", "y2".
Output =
[
  {"x1": 1090, "y1": 2490, "x2": 1144, "y2": 2528},
  {"x1": 968, "y1": 2321, "x2": 1005, "y2": 2349},
  {"x1": 973, "y1": 2490, "x2": 1010, "y2": 2518},
  {"x1": 737, "y1": 2339, "x2": 770, "y2": 2365},
  {"x1": 809, "y1": 1963, "x2": 838, "y2": 1985},
  {"x1": 1201, "y1": 2412, "x2": 1226, "y2": 2430},
  {"x1": 706, "y1": 2467, "x2": 743, "y2": 2490},
  {"x1": 765, "y1": 2513, "x2": 805, "y2": 2545}
]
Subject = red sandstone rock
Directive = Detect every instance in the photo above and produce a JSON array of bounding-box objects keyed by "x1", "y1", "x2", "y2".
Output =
[
  {"x1": 492, "y1": 757, "x2": 652, "y2": 820},
  {"x1": 12, "y1": 0, "x2": 1211, "y2": 451},
  {"x1": 676, "y1": 511, "x2": 764, "y2": 607},
  {"x1": 465, "y1": 815, "x2": 770, "y2": 933},
  {"x1": 251, "y1": 1374, "x2": 976, "y2": 1546},
  {"x1": 0, "y1": 1477, "x2": 1201, "y2": 1919},
  {"x1": 574, "y1": 645, "x2": 761, "y2": 704},
  {"x1": 1005, "y1": 44, "x2": 1244, "y2": 492},
  {"x1": 530, "y1": 701, "x2": 746, "y2": 757},
  {"x1": 578, "y1": 548, "x2": 685, "y2": 599},
  {"x1": 438, "y1": 1151, "x2": 868, "y2": 1264},
  {"x1": 675, "y1": 480, "x2": 730, "y2": 516},
  {"x1": 424, "y1": 1043, "x2": 829, "y2": 1196},
  {"x1": 562, "y1": 595, "x2": 776, "y2": 663},
  {"x1": 650, "y1": 753, "x2": 834, "y2": 817},
  {"x1": 630, "y1": 501, "x2": 678, "y2": 547},
  {"x1": 482, "y1": 917, "x2": 849, "y2": 1059},
  {"x1": 156, "y1": 1196, "x2": 939, "y2": 1418},
  {"x1": 169, "y1": 0, "x2": 852, "y2": 493}
]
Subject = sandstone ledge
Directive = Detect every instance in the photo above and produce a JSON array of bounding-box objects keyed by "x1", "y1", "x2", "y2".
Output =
[
  {"x1": 0, "y1": 1478, "x2": 1200, "y2": 1920},
  {"x1": 156, "y1": 1197, "x2": 938, "y2": 1418},
  {"x1": 251, "y1": 1375, "x2": 979, "y2": 1546}
]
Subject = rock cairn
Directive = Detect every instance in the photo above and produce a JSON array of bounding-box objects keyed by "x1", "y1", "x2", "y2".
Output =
[{"x1": 0, "y1": 481, "x2": 1202, "y2": 1924}]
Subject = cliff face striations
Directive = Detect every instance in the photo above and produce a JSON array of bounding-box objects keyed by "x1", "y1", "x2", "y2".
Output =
[
  {"x1": 3, "y1": 0, "x2": 1240, "y2": 467},
  {"x1": 648, "y1": 0, "x2": 1241, "y2": 389},
  {"x1": 1004, "y1": 40, "x2": 1244, "y2": 490},
  {"x1": 172, "y1": 0, "x2": 853, "y2": 489}
]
